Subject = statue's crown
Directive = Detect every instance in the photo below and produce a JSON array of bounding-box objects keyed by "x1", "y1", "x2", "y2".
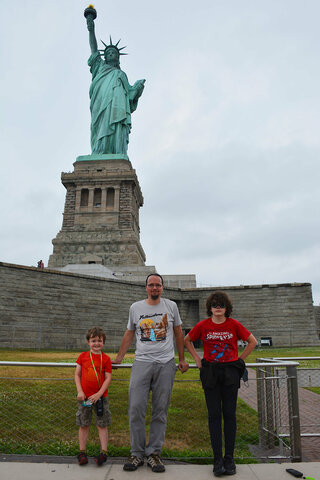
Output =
[{"x1": 99, "y1": 36, "x2": 127, "y2": 57}]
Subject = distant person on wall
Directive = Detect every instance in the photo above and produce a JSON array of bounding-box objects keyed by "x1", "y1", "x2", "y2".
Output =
[
  {"x1": 184, "y1": 291, "x2": 257, "y2": 476},
  {"x1": 75, "y1": 326, "x2": 112, "y2": 467},
  {"x1": 37, "y1": 260, "x2": 44, "y2": 269},
  {"x1": 112, "y1": 273, "x2": 189, "y2": 473}
]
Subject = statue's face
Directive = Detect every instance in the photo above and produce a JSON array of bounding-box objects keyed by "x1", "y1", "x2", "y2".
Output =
[{"x1": 104, "y1": 48, "x2": 119, "y2": 65}]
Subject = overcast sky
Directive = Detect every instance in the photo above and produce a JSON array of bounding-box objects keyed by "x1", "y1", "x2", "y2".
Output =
[{"x1": 1, "y1": 0, "x2": 320, "y2": 304}]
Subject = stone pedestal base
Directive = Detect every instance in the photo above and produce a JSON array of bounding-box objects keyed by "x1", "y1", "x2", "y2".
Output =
[{"x1": 48, "y1": 155, "x2": 146, "y2": 269}]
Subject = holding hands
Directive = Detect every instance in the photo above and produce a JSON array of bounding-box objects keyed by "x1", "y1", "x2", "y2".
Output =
[{"x1": 178, "y1": 360, "x2": 189, "y2": 373}]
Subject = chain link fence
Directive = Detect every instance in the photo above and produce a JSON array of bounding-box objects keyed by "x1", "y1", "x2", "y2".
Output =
[{"x1": 1, "y1": 359, "x2": 315, "y2": 463}]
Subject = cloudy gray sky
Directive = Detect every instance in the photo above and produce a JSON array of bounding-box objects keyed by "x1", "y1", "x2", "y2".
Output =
[{"x1": 1, "y1": 0, "x2": 320, "y2": 303}]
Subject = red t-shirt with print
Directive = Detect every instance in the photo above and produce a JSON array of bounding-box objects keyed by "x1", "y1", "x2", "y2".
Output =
[
  {"x1": 188, "y1": 317, "x2": 251, "y2": 363},
  {"x1": 76, "y1": 351, "x2": 112, "y2": 397}
]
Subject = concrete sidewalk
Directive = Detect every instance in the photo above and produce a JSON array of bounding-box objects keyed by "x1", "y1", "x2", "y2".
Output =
[{"x1": 1, "y1": 460, "x2": 319, "y2": 480}]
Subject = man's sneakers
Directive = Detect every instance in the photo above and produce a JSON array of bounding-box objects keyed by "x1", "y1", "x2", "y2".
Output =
[
  {"x1": 224, "y1": 455, "x2": 236, "y2": 475},
  {"x1": 147, "y1": 453, "x2": 165, "y2": 473},
  {"x1": 94, "y1": 452, "x2": 108, "y2": 466},
  {"x1": 123, "y1": 453, "x2": 164, "y2": 473},
  {"x1": 77, "y1": 452, "x2": 88, "y2": 466},
  {"x1": 123, "y1": 455, "x2": 144, "y2": 471}
]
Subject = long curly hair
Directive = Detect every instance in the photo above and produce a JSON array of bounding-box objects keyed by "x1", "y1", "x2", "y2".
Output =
[{"x1": 206, "y1": 291, "x2": 233, "y2": 318}]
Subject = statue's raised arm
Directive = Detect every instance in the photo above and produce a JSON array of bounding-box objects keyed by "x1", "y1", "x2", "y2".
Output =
[
  {"x1": 83, "y1": 6, "x2": 145, "y2": 157},
  {"x1": 84, "y1": 6, "x2": 98, "y2": 54}
]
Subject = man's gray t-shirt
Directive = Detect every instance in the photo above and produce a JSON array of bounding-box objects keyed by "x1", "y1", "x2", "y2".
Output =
[{"x1": 127, "y1": 298, "x2": 182, "y2": 363}]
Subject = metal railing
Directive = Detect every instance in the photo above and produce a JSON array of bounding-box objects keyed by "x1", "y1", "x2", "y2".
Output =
[
  {"x1": 273, "y1": 358, "x2": 320, "y2": 442},
  {"x1": 255, "y1": 359, "x2": 301, "y2": 462},
  {"x1": 255, "y1": 357, "x2": 320, "y2": 462}
]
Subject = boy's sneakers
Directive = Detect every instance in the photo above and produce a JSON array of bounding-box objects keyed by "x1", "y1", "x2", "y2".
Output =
[
  {"x1": 77, "y1": 452, "x2": 88, "y2": 466},
  {"x1": 224, "y1": 455, "x2": 236, "y2": 475},
  {"x1": 147, "y1": 453, "x2": 165, "y2": 473},
  {"x1": 123, "y1": 455, "x2": 144, "y2": 471},
  {"x1": 94, "y1": 452, "x2": 107, "y2": 466}
]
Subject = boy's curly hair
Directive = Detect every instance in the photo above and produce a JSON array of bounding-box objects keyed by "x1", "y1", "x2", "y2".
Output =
[
  {"x1": 206, "y1": 291, "x2": 233, "y2": 318},
  {"x1": 86, "y1": 326, "x2": 106, "y2": 343}
]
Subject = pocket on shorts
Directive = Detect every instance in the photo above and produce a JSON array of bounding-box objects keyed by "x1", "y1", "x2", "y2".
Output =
[
  {"x1": 95, "y1": 397, "x2": 112, "y2": 427},
  {"x1": 76, "y1": 409, "x2": 81, "y2": 427},
  {"x1": 76, "y1": 401, "x2": 92, "y2": 426}
]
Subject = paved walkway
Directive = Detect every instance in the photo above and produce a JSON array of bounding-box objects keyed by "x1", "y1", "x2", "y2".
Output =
[
  {"x1": 0, "y1": 459, "x2": 319, "y2": 480},
  {"x1": 238, "y1": 369, "x2": 320, "y2": 461}
]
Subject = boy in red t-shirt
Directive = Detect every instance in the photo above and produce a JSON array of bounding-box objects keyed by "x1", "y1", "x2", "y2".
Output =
[{"x1": 75, "y1": 327, "x2": 112, "y2": 466}]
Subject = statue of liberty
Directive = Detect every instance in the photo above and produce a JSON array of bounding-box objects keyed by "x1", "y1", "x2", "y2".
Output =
[{"x1": 84, "y1": 6, "x2": 145, "y2": 156}]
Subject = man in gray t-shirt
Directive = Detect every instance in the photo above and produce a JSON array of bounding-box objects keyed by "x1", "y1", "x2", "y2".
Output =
[{"x1": 113, "y1": 274, "x2": 189, "y2": 473}]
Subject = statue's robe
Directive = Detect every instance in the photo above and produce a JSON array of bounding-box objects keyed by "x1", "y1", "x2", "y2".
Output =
[{"x1": 88, "y1": 51, "x2": 139, "y2": 155}]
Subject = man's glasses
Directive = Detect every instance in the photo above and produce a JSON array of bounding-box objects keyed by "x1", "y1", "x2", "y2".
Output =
[
  {"x1": 147, "y1": 283, "x2": 163, "y2": 288},
  {"x1": 211, "y1": 302, "x2": 226, "y2": 309}
]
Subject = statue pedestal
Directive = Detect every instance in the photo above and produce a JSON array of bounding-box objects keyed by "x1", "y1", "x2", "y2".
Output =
[{"x1": 48, "y1": 155, "x2": 146, "y2": 269}]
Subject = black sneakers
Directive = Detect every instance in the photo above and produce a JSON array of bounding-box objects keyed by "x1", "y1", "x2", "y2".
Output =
[
  {"x1": 213, "y1": 457, "x2": 225, "y2": 476},
  {"x1": 123, "y1": 455, "x2": 144, "y2": 471},
  {"x1": 224, "y1": 455, "x2": 236, "y2": 475}
]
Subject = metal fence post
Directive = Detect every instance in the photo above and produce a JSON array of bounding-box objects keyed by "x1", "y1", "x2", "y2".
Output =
[
  {"x1": 286, "y1": 364, "x2": 302, "y2": 462},
  {"x1": 265, "y1": 366, "x2": 275, "y2": 448},
  {"x1": 256, "y1": 366, "x2": 267, "y2": 448}
]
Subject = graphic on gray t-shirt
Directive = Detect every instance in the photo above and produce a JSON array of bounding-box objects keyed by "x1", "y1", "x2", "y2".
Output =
[
  {"x1": 139, "y1": 312, "x2": 168, "y2": 342},
  {"x1": 127, "y1": 298, "x2": 182, "y2": 363}
]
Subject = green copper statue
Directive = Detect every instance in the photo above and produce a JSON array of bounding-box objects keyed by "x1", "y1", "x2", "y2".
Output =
[{"x1": 84, "y1": 6, "x2": 145, "y2": 156}]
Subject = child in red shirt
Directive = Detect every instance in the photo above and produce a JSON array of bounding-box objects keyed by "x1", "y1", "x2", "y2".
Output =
[
  {"x1": 75, "y1": 326, "x2": 112, "y2": 466},
  {"x1": 185, "y1": 292, "x2": 257, "y2": 477}
]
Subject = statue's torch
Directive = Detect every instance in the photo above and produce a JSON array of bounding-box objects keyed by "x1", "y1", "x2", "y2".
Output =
[{"x1": 84, "y1": 4, "x2": 97, "y2": 24}]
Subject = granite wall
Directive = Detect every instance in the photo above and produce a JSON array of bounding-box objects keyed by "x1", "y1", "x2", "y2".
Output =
[{"x1": 0, "y1": 262, "x2": 319, "y2": 350}]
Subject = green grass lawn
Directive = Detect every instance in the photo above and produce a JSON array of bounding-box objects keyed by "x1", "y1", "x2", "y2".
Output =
[
  {"x1": 0, "y1": 348, "x2": 260, "y2": 461},
  {"x1": 0, "y1": 374, "x2": 258, "y2": 461},
  {"x1": 0, "y1": 346, "x2": 319, "y2": 460},
  {"x1": 239, "y1": 346, "x2": 320, "y2": 364},
  {"x1": 305, "y1": 387, "x2": 320, "y2": 394}
]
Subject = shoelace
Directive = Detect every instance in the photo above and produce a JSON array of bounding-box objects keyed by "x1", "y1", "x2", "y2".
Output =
[
  {"x1": 130, "y1": 456, "x2": 142, "y2": 465},
  {"x1": 148, "y1": 455, "x2": 163, "y2": 466}
]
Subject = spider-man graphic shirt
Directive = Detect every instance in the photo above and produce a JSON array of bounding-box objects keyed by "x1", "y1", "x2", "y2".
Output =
[{"x1": 188, "y1": 317, "x2": 251, "y2": 363}]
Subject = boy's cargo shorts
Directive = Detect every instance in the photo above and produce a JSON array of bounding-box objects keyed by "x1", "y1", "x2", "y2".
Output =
[{"x1": 76, "y1": 397, "x2": 111, "y2": 427}]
